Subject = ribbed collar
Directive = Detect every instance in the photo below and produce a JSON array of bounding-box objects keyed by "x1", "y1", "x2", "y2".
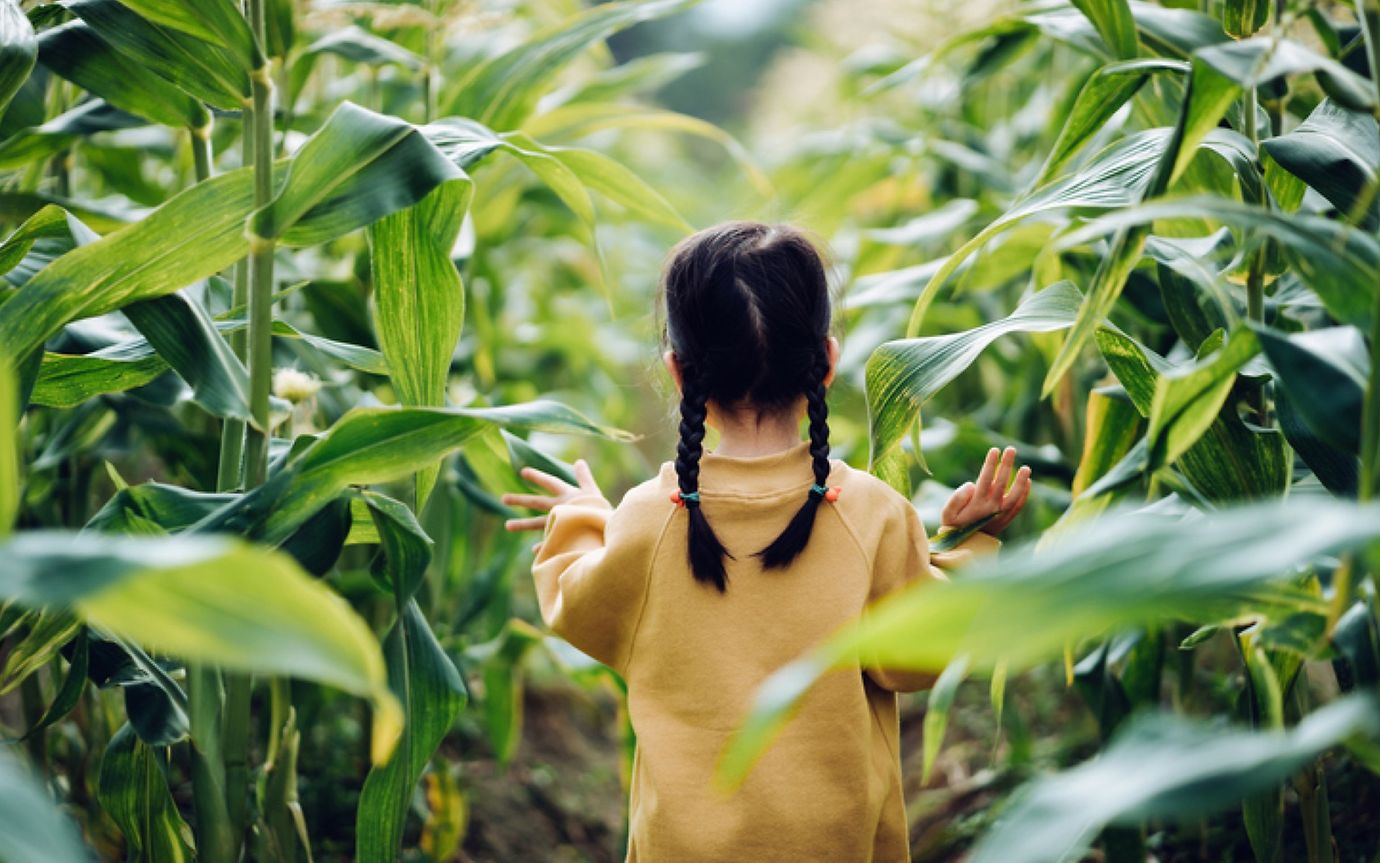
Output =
[{"x1": 660, "y1": 440, "x2": 820, "y2": 495}]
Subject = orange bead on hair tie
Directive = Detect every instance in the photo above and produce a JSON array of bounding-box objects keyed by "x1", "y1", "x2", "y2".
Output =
[{"x1": 824, "y1": 487, "x2": 841, "y2": 502}]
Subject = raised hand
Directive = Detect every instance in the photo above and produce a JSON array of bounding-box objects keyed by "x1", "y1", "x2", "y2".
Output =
[
  {"x1": 940, "y1": 446, "x2": 1032, "y2": 536},
  {"x1": 500, "y1": 459, "x2": 604, "y2": 533}
]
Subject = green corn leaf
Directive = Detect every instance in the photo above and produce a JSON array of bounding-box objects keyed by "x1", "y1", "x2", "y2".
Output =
[
  {"x1": 548, "y1": 51, "x2": 704, "y2": 106},
  {"x1": 0, "y1": 103, "x2": 143, "y2": 173},
  {"x1": 1035, "y1": 58, "x2": 1186, "y2": 186},
  {"x1": 867, "y1": 281, "x2": 1081, "y2": 482},
  {"x1": 1261, "y1": 99, "x2": 1379, "y2": 230},
  {"x1": 66, "y1": 0, "x2": 250, "y2": 109},
  {"x1": 114, "y1": 0, "x2": 260, "y2": 70},
  {"x1": 362, "y1": 491, "x2": 433, "y2": 604},
  {"x1": 1054, "y1": 196, "x2": 1380, "y2": 330},
  {"x1": 716, "y1": 497, "x2": 1380, "y2": 787},
  {"x1": 466, "y1": 619, "x2": 543, "y2": 765},
  {"x1": 537, "y1": 142, "x2": 693, "y2": 231},
  {"x1": 355, "y1": 601, "x2": 466, "y2": 863},
  {"x1": 1147, "y1": 325, "x2": 1260, "y2": 466},
  {"x1": 120, "y1": 292, "x2": 266, "y2": 425},
  {"x1": 1222, "y1": 0, "x2": 1269, "y2": 38},
  {"x1": 0, "y1": 610, "x2": 79, "y2": 694},
  {"x1": 1069, "y1": 0, "x2": 1138, "y2": 59},
  {"x1": 1196, "y1": 35, "x2": 1375, "y2": 113},
  {"x1": 0, "y1": 531, "x2": 404, "y2": 764},
  {"x1": 20, "y1": 627, "x2": 88, "y2": 742},
  {"x1": 921, "y1": 656, "x2": 968, "y2": 784},
  {"x1": 1252, "y1": 324, "x2": 1368, "y2": 454},
  {"x1": 37, "y1": 21, "x2": 209, "y2": 130},
  {"x1": 0, "y1": 752, "x2": 90, "y2": 863},
  {"x1": 1097, "y1": 327, "x2": 1288, "y2": 501},
  {"x1": 251, "y1": 101, "x2": 468, "y2": 245},
  {"x1": 1130, "y1": 2, "x2": 1227, "y2": 58},
  {"x1": 967, "y1": 694, "x2": 1380, "y2": 863},
  {"x1": 1276, "y1": 388, "x2": 1358, "y2": 496},
  {"x1": 194, "y1": 400, "x2": 633, "y2": 544},
  {"x1": 369, "y1": 179, "x2": 472, "y2": 504},
  {"x1": 1041, "y1": 57, "x2": 1240, "y2": 397},
  {"x1": 522, "y1": 101, "x2": 772, "y2": 196},
  {"x1": 97, "y1": 723, "x2": 194, "y2": 863},
  {"x1": 0, "y1": 360, "x2": 16, "y2": 537},
  {"x1": 0, "y1": 0, "x2": 36, "y2": 118},
  {"x1": 1055, "y1": 386, "x2": 1144, "y2": 530},
  {"x1": 445, "y1": 0, "x2": 695, "y2": 131},
  {"x1": 502, "y1": 429, "x2": 578, "y2": 486},
  {"x1": 905, "y1": 128, "x2": 1169, "y2": 336},
  {"x1": 0, "y1": 165, "x2": 256, "y2": 359},
  {"x1": 305, "y1": 25, "x2": 424, "y2": 70}
]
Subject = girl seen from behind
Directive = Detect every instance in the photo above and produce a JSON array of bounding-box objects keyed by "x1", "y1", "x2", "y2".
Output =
[{"x1": 502, "y1": 222, "x2": 1032, "y2": 863}]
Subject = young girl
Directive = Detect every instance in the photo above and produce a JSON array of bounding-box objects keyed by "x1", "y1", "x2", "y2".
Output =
[{"x1": 502, "y1": 222, "x2": 1031, "y2": 863}]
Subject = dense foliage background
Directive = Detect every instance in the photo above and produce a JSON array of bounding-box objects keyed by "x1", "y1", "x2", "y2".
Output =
[{"x1": 1, "y1": 0, "x2": 1379, "y2": 861}]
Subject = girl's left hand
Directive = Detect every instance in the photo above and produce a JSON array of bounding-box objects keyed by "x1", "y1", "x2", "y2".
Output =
[
  {"x1": 500, "y1": 459, "x2": 604, "y2": 533},
  {"x1": 941, "y1": 446, "x2": 1032, "y2": 536}
]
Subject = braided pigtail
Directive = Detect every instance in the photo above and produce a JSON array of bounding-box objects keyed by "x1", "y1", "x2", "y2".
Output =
[
  {"x1": 757, "y1": 353, "x2": 833, "y2": 569},
  {"x1": 674, "y1": 372, "x2": 732, "y2": 591}
]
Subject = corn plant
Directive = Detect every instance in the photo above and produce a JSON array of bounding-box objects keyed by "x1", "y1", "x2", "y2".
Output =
[{"x1": 0, "y1": 0, "x2": 729, "y2": 860}]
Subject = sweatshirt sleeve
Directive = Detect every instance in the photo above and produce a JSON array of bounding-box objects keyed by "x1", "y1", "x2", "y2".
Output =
[
  {"x1": 862, "y1": 502, "x2": 1000, "y2": 693},
  {"x1": 530, "y1": 492, "x2": 660, "y2": 675}
]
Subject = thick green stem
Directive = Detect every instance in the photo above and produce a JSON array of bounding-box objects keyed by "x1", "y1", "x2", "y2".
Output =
[
  {"x1": 227, "y1": 3, "x2": 280, "y2": 854},
  {"x1": 186, "y1": 120, "x2": 237, "y2": 863},
  {"x1": 243, "y1": 50, "x2": 277, "y2": 487},
  {"x1": 216, "y1": 122, "x2": 254, "y2": 492}
]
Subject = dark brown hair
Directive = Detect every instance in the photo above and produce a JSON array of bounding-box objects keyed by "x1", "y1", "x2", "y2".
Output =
[{"x1": 659, "y1": 221, "x2": 833, "y2": 592}]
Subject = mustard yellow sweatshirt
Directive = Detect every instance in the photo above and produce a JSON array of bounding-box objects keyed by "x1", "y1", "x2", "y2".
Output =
[{"x1": 532, "y1": 441, "x2": 999, "y2": 862}]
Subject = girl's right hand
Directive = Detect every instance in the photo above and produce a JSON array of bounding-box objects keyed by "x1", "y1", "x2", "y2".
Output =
[
  {"x1": 500, "y1": 459, "x2": 605, "y2": 533},
  {"x1": 941, "y1": 446, "x2": 1032, "y2": 536}
]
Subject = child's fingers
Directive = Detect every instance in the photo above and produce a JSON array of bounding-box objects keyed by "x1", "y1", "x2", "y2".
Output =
[
  {"x1": 500, "y1": 492, "x2": 556, "y2": 512},
  {"x1": 504, "y1": 516, "x2": 549, "y2": 532},
  {"x1": 520, "y1": 466, "x2": 575, "y2": 496},
  {"x1": 991, "y1": 447, "x2": 1017, "y2": 497},
  {"x1": 941, "y1": 482, "x2": 976, "y2": 525},
  {"x1": 573, "y1": 459, "x2": 602, "y2": 496},
  {"x1": 974, "y1": 447, "x2": 999, "y2": 495},
  {"x1": 1004, "y1": 467, "x2": 1032, "y2": 512}
]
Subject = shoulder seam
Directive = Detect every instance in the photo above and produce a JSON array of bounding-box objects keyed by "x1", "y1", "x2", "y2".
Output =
[
  {"x1": 618, "y1": 503, "x2": 676, "y2": 675},
  {"x1": 828, "y1": 499, "x2": 875, "y2": 580}
]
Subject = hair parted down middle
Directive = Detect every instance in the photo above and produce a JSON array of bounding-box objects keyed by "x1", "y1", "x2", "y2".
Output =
[{"x1": 659, "y1": 221, "x2": 834, "y2": 592}]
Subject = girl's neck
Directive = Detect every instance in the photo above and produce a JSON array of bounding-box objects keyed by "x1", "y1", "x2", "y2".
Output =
[{"x1": 707, "y1": 401, "x2": 805, "y2": 458}]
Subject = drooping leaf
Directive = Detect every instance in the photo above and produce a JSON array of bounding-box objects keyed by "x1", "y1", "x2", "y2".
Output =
[
  {"x1": 972, "y1": 694, "x2": 1380, "y2": 863},
  {"x1": 37, "y1": 21, "x2": 209, "y2": 129},
  {"x1": 363, "y1": 491, "x2": 433, "y2": 603},
  {"x1": 867, "y1": 281, "x2": 1081, "y2": 481},
  {"x1": 1055, "y1": 196, "x2": 1380, "y2": 330},
  {"x1": 305, "y1": 26, "x2": 423, "y2": 70},
  {"x1": 0, "y1": 531, "x2": 403, "y2": 764},
  {"x1": 921, "y1": 657, "x2": 968, "y2": 784},
  {"x1": 96, "y1": 723, "x2": 194, "y2": 863},
  {"x1": 1147, "y1": 325, "x2": 1260, "y2": 465},
  {"x1": 355, "y1": 601, "x2": 466, "y2": 863},
  {"x1": 1035, "y1": 58, "x2": 1186, "y2": 185},
  {"x1": 0, "y1": 165, "x2": 258, "y2": 359},
  {"x1": 1252, "y1": 324, "x2": 1368, "y2": 454},
  {"x1": 113, "y1": 0, "x2": 260, "y2": 71},
  {"x1": 1069, "y1": 0, "x2": 1138, "y2": 59},
  {"x1": 251, "y1": 101, "x2": 468, "y2": 245},
  {"x1": 1261, "y1": 99, "x2": 1379, "y2": 229},
  {"x1": 66, "y1": 0, "x2": 250, "y2": 109},
  {"x1": 0, "y1": 360, "x2": 16, "y2": 537},
  {"x1": 0, "y1": 0, "x2": 37, "y2": 118},
  {"x1": 192, "y1": 400, "x2": 633, "y2": 545},
  {"x1": 717, "y1": 498, "x2": 1380, "y2": 787}
]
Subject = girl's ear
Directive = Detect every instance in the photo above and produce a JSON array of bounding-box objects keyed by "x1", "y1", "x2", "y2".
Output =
[
  {"x1": 664, "y1": 350, "x2": 684, "y2": 394},
  {"x1": 822, "y1": 336, "x2": 841, "y2": 387}
]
